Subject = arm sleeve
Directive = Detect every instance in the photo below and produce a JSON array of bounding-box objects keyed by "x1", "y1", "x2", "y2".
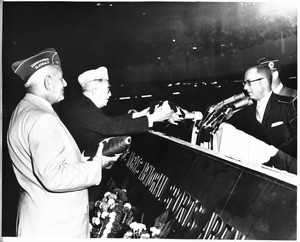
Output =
[
  {"x1": 80, "y1": 108, "x2": 149, "y2": 136},
  {"x1": 29, "y1": 114, "x2": 103, "y2": 192},
  {"x1": 276, "y1": 104, "x2": 297, "y2": 157}
]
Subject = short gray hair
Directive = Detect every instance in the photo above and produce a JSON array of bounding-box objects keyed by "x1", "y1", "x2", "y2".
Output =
[{"x1": 82, "y1": 79, "x2": 103, "y2": 92}]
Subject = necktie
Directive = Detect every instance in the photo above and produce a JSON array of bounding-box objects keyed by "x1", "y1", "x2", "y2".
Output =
[{"x1": 256, "y1": 103, "x2": 262, "y2": 123}]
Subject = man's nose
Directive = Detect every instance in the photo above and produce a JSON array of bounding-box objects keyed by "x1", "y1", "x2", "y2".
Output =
[{"x1": 62, "y1": 78, "x2": 67, "y2": 87}]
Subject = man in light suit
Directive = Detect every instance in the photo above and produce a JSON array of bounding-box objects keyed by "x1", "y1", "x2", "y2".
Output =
[
  {"x1": 7, "y1": 48, "x2": 118, "y2": 237},
  {"x1": 229, "y1": 65, "x2": 297, "y2": 174},
  {"x1": 257, "y1": 57, "x2": 297, "y2": 97}
]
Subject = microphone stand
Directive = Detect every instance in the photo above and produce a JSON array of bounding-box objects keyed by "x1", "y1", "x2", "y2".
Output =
[{"x1": 195, "y1": 97, "x2": 251, "y2": 147}]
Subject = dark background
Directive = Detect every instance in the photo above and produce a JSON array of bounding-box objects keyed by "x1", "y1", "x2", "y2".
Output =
[{"x1": 1, "y1": 1, "x2": 297, "y2": 236}]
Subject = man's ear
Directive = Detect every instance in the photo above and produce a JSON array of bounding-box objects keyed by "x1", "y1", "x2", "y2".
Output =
[
  {"x1": 44, "y1": 75, "x2": 52, "y2": 91},
  {"x1": 91, "y1": 87, "x2": 98, "y2": 97},
  {"x1": 272, "y1": 70, "x2": 279, "y2": 80}
]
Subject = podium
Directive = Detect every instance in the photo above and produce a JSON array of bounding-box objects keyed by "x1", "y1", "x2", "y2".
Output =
[{"x1": 110, "y1": 130, "x2": 297, "y2": 239}]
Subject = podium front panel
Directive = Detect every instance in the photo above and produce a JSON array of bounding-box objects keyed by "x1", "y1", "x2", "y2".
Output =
[{"x1": 111, "y1": 131, "x2": 297, "y2": 239}]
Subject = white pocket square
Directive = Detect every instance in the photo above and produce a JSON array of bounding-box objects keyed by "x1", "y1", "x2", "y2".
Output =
[{"x1": 271, "y1": 121, "x2": 283, "y2": 127}]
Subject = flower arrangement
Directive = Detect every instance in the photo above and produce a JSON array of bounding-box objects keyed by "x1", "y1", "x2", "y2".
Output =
[
  {"x1": 90, "y1": 188, "x2": 173, "y2": 239},
  {"x1": 123, "y1": 222, "x2": 162, "y2": 239},
  {"x1": 90, "y1": 188, "x2": 133, "y2": 238}
]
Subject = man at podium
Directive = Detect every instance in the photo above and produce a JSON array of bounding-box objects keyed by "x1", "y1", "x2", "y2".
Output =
[{"x1": 226, "y1": 65, "x2": 297, "y2": 174}]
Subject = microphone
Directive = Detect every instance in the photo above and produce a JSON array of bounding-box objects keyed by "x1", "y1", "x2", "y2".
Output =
[
  {"x1": 210, "y1": 93, "x2": 245, "y2": 113},
  {"x1": 225, "y1": 97, "x2": 253, "y2": 120},
  {"x1": 230, "y1": 96, "x2": 253, "y2": 110}
]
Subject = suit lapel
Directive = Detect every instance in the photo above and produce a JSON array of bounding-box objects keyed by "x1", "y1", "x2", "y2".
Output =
[{"x1": 260, "y1": 92, "x2": 276, "y2": 128}]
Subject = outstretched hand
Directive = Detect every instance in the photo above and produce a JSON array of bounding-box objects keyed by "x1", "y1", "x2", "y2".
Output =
[{"x1": 149, "y1": 102, "x2": 174, "y2": 123}]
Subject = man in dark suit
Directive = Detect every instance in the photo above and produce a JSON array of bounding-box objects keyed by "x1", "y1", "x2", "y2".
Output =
[
  {"x1": 61, "y1": 66, "x2": 174, "y2": 202},
  {"x1": 62, "y1": 66, "x2": 173, "y2": 153},
  {"x1": 229, "y1": 65, "x2": 297, "y2": 174},
  {"x1": 257, "y1": 57, "x2": 297, "y2": 97}
]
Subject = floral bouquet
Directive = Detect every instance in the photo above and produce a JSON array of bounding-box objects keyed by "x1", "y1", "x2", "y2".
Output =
[
  {"x1": 123, "y1": 222, "x2": 161, "y2": 239},
  {"x1": 89, "y1": 188, "x2": 133, "y2": 238},
  {"x1": 122, "y1": 208, "x2": 173, "y2": 239}
]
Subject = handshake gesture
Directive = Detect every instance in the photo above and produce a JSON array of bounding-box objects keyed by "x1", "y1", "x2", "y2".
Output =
[{"x1": 131, "y1": 100, "x2": 202, "y2": 126}]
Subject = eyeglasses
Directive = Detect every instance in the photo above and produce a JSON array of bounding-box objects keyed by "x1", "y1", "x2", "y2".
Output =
[{"x1": 243, "y1": 77, "x2": 264, "y2": 86}]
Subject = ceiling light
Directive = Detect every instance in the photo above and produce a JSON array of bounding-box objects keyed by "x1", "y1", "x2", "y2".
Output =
[{"x1": 141, "y1": 95, "x2": 152, "y2": 98}]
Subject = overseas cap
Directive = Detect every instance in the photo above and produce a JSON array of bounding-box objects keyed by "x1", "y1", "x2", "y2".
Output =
[
  {"x1": 11, "y1": 48, "x2": 61, "y2": 83},
  {"x1": 257, "y1": 57, "x2": 280, "y2": 71},
  {"x1": 78, "y1": 66, "x2": 109, "y2": 87}
]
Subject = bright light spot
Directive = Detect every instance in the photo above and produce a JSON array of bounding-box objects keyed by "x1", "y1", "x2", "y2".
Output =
[
  {"x1": 141, "y1": 95, "x2": 152, "y2": 98},
  {"x1": 157, "y1": 57, "x2": 161, "y2": 60},
  {"x1": 259, "y1": 2, "x2": 296, "y2": 17},
  {"x1": 167, "y1": 83, "x2": 173, "y2": 87},
  {"x1": 173, "y1": 92, "x2": 180, "y2": 95},
  {"x1": 173, "y1": 39, "x2": 176, "y2": 42},
  {"x1": 192, "y1": 46, "x2": 197, "y2": 50},
  {"x1": 175, "y1": 82, "x2": 180, "y2": 86},
  {"x1": 119, "y1": 97, "x2": 131, "y2": 100},
  {"x1": 211, "y1": 81, "x2": 218, "y2": 85}
]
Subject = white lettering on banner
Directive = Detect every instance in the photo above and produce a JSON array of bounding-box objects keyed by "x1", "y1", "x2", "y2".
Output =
[
  {"x1": 143, "y1": 165, "x2": 155, "y2": 186},
  {"x1": 125, "y1": 151, "x2": 246, "y2": 239},
  {"x1": 156, "y1": 175, "x2": 169, "y2": 199},
  {"x1": 127, "y1": 152, "x2": 142, "y2": 174},
  {"x1": 197, "y1": 212, "x2": 246, "y2": 239},
  {"x1": 149, "y1": 173, "x2": 159, "y2": 192}
]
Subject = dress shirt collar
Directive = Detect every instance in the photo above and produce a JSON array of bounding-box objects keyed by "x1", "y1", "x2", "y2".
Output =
[
  {"x1": 273, "y1": 82, "x2": 283, "y2": 94},
  {"x1": 256, "y1": 91, "x2": 272, "y2": 120}
]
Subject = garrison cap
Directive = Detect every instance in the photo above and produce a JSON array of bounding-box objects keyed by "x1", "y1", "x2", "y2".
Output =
[
  {"x1": 78, "y1": 66, "x2": 109, "y2": 87},
  {"x1": 257, "y1": 57, "x2": 280, "y2": 71},
  {"x1": 11, "y1": 48, "x2": 61, "y2": 83}
]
